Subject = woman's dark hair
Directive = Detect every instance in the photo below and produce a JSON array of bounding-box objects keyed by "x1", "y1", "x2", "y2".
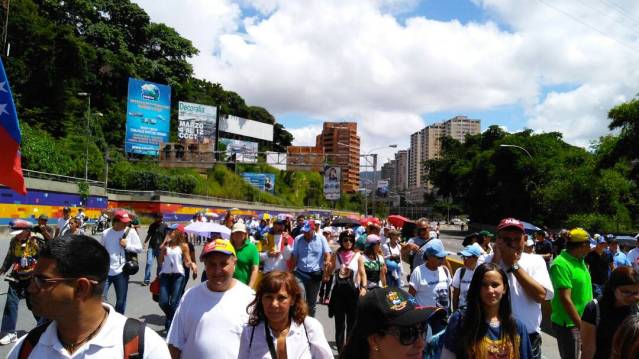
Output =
[
  {"x1": 340, "y1": 308, "x2": 385, "y2": 359},
  {"x1": 247, "y1": 271, "x2": 307, "y2": 326},
  {"x1": 611, "y1": 314, "x2": 639, "y2": 359},
  {"x1": 458, "y1": 263, "x2": 520, "y2": 359},
  {"x1": 338, "y1": 230, "x2": 356, "y2": 252},
  {"x1": 38, "y1": 236, "x2": 109, "y2": 296},
  {"x1": 600, "y1": 267, "x2": 639, "y2": 316}
]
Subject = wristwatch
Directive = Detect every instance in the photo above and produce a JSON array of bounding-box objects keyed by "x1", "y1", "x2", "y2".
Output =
[{"x1": 508, "y1": 263, "x2": 520, "y2": 273}]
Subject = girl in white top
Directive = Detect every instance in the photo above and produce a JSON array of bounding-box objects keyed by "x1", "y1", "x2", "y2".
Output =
[
  {"x1": 158, "y1": 225, "x2": 196, "y2": 331},
  {"x1": 382, "y1": 229, "x2": 403, "y2": 288},
  {"x1": 238, "y1": 271, "x2": 333, "y2": 359}
]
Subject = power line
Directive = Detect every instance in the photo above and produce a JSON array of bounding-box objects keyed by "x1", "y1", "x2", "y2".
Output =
[
  {"x1": 595, "y1": 0, "x2": 639, "y2": 28},
  {"x1": 535, "y1": 0, "x2": 639, "y2": 55}
]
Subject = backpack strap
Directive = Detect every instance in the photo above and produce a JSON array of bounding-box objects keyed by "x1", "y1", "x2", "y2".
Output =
[
  {"x1": 593, "y1": 299, "x2": 600, "y2": 327},
  {"x1": 123, "y1": 318, "x2": 145, "y2": 359},
  {"x1": 249, "y1": 325, "x2": 256, "y2": 353},
  {"x1": 18, "y1": 322, "x2": 51, "y2": 359}
]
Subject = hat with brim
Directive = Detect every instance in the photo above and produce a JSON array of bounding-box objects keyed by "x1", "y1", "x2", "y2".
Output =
[
  {"x1": 301, "y1": 220, "x2": 315, "y2": 233},
  {"x1": 497, "y1": 218, "x2": 524, "y2": 232},
  {"x1": 424, "y1": 239, "x2": 447, "y2": 259},
  {"x1": 113, "y1": 210, "x2": 131, "y2": 223},
  {"x1": 458, "y1": 243, "x2": 482, "y2": 257},
  {"x1": 10, "y1": 219, "x2": 33, "y2": 236},
  {"x1": 200, "y1": 239, "x2": 236, "y2": 260}
]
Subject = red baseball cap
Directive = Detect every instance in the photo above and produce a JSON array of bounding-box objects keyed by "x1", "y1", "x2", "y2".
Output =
[
  {"x1": 113, "y1": 210, "x2": 131, "y2": 223},
  {"x1": 497, "y1": 217, "x2": 524, "y2": 232}
]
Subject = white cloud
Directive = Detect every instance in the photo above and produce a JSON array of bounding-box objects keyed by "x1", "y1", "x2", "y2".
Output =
[{"x1": 132, "y1": 0, "x2": 639, "y2": 156}]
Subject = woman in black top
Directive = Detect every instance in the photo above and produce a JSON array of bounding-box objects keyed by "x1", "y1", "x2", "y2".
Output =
[{"x1": 581, "y1": 266, "x2": 639, "y2": 359}]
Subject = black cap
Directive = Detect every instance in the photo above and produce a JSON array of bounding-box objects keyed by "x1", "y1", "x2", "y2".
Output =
[
  {"x1": 38, "y1": 214, "x2": 48, "y2": 221},
  {"x1": 355, "y1": 287, "x2": 444, "y2": 332},
  {"x1": 273, "y1": 219, "x2": 286, "y2": 226},
  {"x1": 63, "y1": 207, "x2": 71, "y2": 212}
]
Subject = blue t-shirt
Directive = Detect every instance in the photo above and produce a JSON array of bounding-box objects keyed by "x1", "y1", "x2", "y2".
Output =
[
  {"x1": 292, "y1": 234, "x2": 331, "y2": 272},
  {"x1": 443, "y1": 310, "x2": 532, "y2": 359}
]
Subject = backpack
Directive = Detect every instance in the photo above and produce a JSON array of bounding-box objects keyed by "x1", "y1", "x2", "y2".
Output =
[
  {"x1": 18, "y1": 318, "x2": 145, "y2": 359},
  {"x1": 332, "y1": 253, "x2": 358, "y2": 298},
  {"x1": 592, "y1": 298, "x2": 639, "y2": 327}
]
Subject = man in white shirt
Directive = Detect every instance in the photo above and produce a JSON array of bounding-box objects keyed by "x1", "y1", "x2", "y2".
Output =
[
  {"x1": 260, "y1": 219, "x2": 293, "y2": 273},
  {"x1": 480, "y1": 217, "x2": 554, "y2": 359},
  {"x1": 8, "y1": 235, "x2": 169, "y2": 359},
  {"x1": 99, "y1": 210, "x2": 142, "y2": 314},
  {"x1": 627, "y1": 238, "x2": 639, "y2": 273},
  {"x1": 167, "y1": 239, "x2": 255, "y2": 359},
  {"x1": 54, "y1": 207, "x2": 72, "y2": 238}
]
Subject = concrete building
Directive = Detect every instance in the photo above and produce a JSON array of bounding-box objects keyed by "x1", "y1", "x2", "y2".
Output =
[
  {"x1": 286, "y1": 145, "x2": 325, "y2": 172},
  {"x1": 381, "y1": 160, "x2": 395, "y2": 187},
  {"x1": 316, "y1": 122, "x2": 360, "y2": 193},
  {"x1": 393, "y1": 150, "x2": 409, "y2": 192}
]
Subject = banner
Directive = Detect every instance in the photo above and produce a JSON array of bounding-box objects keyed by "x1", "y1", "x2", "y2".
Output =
[
  {"x1": 220, "y1": 115, "x2": 274, "y2": 141},
  {"x1": 242, "y1": 172, "x2": 275, "y2": 193},
  {"x1": 124, "y1": 78, "x2": 171, "y2": 156},
  {"x1": 376, "y1": 180, "x2": 389, "y2": 198},
  {"x1": 323, "y1": 165, "x2": 341, "y2": 200},
  {"x1": 218, "y1": 138, "x2": 258, "y2": 163},
  {"x1": 177, "y1": 101, "x2": 217, "y2": 150}
]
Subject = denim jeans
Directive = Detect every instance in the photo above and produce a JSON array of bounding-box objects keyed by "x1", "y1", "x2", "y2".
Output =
[
  {"x1": 103, "y1": 272, "x2": 129, "y2": 314},
  {"x1": 159, "y1": 273, "x2": 185, "y2": 331},
  {"x1": 294, "y1": 271, "x2": 322, "y2": 317},
  {"x1": 144, "y1": 247, "x2": 160, "y2": 284},
  {"x1": 553, "y1": 323, "x2": 581, "y2": 359},
  {"x1": 1, "y1": 280, "x2": 38, "y2": 333}
]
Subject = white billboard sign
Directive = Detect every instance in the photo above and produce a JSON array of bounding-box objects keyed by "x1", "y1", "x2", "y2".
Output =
[
  {"x1": 323, "y1": 165, "x2": 341, "y2": 200},
  {"x1": 266, "y1": 151, "x2": 287, "y2": 171},
  {"x1": 219, "y1": 115, "x2": 274, "y2": 142}
]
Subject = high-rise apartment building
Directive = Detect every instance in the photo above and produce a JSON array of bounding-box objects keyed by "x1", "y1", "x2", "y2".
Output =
[
  {"x1": 394, "y1": 150, "x2": 409, "y2": 191},
  {"x1": 381, "y1": 160, "x2": 396, "y2": 186},
  {"x1": 316, "y1": 122, "x2": 360, "y2": 193}
]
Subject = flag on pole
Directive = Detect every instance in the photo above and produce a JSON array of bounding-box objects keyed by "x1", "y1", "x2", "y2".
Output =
[{"x1": 0, "y1": 57, "x2": 26, "y2": 195}]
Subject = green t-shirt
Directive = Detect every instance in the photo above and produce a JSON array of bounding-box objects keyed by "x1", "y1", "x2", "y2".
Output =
[
  {"x1": 550, "y1": 250, "x2": 593, "y2": 327},
  {"x1": 233, "y1": 240, "x2": 260, "y2": 285}
]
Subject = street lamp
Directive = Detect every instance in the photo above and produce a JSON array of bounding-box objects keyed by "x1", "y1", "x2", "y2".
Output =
[
  {"x1": 500, "y1": 144, "x2": 535, "y2": 220},
  {"x1": 500, "y1": 144, "x2": 532, "y2": 160}
]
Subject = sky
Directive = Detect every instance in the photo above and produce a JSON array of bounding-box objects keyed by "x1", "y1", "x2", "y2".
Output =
[{"x1": 132, "y1": 0, "x2": 639, "y2": 166}]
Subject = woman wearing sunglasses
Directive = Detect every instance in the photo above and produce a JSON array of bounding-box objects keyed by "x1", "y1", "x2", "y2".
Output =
[
  {"x1": 441, "y1": 263, "x2": 532, "y2": 359},
  {"x1": 340, "y1": 286, "x2": 444, "y2": 359},
  {"x1": 239, "y1": 271, "x2": 333, "y2": 359},
  {"x1": 326, "y1": 230, "x2": 367, "y2": 354},
  {"x1": 581, "y1": 266, "x2": 639, "y2": 359}
]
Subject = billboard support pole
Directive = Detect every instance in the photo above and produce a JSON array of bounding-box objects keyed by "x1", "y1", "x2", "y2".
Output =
[{"x1": 214, "y1": 109, "x2": 221, "y2": 162}]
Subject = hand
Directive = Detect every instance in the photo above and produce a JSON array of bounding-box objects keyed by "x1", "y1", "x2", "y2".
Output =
[
  {"x1": 191, "y1": 265, "x2": 198, "y2": 280},
  {"x1": 267, "y1": 251, "x2": 279, "y2": 258},
  {"x1": 359, "y1": 287, "x2": 367, "y2": 297},
  {"x1": 119, "y1": 239, "x2": 127, "y2": 248},
  {"x1": 501, "y1": 244, "x2": 521, "y2": 267},
  {"x1": 322, "y1": 274, "x2": 330, "y2": 283}
]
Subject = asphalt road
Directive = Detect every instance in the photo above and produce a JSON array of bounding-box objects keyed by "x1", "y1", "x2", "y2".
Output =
[{"x1": 0, "y1": 227, "x2": 561, "y2": 358}]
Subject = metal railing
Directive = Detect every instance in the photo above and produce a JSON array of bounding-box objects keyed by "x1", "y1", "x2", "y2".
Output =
[{"x1": 23, "y1": 169, "x2": 104, "y2": 186}]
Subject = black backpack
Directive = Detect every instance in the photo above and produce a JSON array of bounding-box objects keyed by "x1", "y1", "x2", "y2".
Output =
[{"x1": 331, "y1": 253, "x2": 358, "y2": 299}]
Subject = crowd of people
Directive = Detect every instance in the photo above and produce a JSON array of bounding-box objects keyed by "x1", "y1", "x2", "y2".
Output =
[{"x1": 0, "y1": 209, "x2": 638, "y2": 359}]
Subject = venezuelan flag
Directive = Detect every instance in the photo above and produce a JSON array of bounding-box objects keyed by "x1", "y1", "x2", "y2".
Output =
[{"x1": 0, "y1": 58, "x2": 26, "y2": 195}]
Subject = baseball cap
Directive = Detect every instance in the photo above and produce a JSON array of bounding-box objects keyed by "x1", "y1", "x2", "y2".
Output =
[
  {"x1": 301, "y1": 220, "x2": 315, "y2": 233},
  {"x1": 366, "y1": 234, "x2": 381, "y2": 245},
  {"x1": 231, "y1": 223, "x2": 247, "y2": 233},
  {"x1": 568, "y1": 228, "x2": 590, "y2": 243},
  {"x1": 458, "y1": 243, "x2": 482, "y2": 257},
  {"x1": 262, "y1": 213, "x2": 271, "y2": 220},
  {"x1": 62, "y1": 207, "x2": 71, "y2": 213},
  {"x1": 113, "y1": 210, "x2": 131, "y2": 223},
  {"x1": 273, "y1": 219, "x2": 286, "y2": 226},
  {"x1": 37, "y1": 214, "x2": 48, "y2": 221},
  {"x1": 356, "y1": 287, "x2": 446, "y2": 332},
  {"x1": 526, "y1": 236, "x2": 535, "y2": 247},
  {"x1": 497, "y1": 218, "x2": 525, "y2": 232},
  {"x1": 168, "y1": 223, "x2": 186, "y2": 233},
  {"x1": 478, "y1": 230, "x2": 494, "y2": 237},
  {"x1": 424, "y1": 239, "x2": 447, "y2": 259},
  {"x1": 596, "y1": 236, "x2": 607, "y2": 245},
  {"x1": 10, "y1": 220, "x2": 33, "y2": 236},
  {"x1": 200, "y1": 239, "x2": 236, "y2": 260}
]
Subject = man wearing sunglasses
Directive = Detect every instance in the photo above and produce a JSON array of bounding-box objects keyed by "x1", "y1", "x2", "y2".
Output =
[
  {"x1": 7, "y1": 236, "x2": 170, "y2": 358},
  {"x1": 479, "y1": 217, "x2": 554, "y2": 359},
  {"x1": 401, "y1": 218, "x2": 432, "y2": 274}
]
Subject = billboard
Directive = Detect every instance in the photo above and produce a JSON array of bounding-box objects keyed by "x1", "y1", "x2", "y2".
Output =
[
  {"x1": 177, "y1": 102, "x2": 217, "y2": 149},
  {"x1": 218, "y1": 138, "x2": 258, "y2": 163},
  {"x1": 124, "y1": 78, "x2": 171, "y2": 156},
  {"x1": 323, "y1": 165, "x2": 341, "y2": 200},
  {"x1": 219, "y1": 115, "x2": 274, "y2": 141},
  {"x1": 266, "y1": 151, "x2": 287, "y2": 171},
  {"x1": 242, "y1": 172, "x2": 275, "y2": 193},
  {"x1": 376, "y1": 180, "x2": 389, "y2": 198}
]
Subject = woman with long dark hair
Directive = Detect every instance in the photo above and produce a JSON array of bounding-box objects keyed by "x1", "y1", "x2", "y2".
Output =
[
  {"x1": 238, "y1": 271, "x2": 333, "y2": 359},
  {"x1": 326, "y1": 230, "x2": 367, "y2": 354},
  {"x1": 441, "y1": 262, "x2": 532, "y2": 359},
  {"x1": 581, "y1": 266, "x2": 639, "y2": 359},
  {"x1": 610, "y1": 314, "x2": 639, "y2": 359}
]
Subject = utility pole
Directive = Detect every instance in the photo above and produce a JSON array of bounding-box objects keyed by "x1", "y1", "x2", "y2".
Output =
[{"x1": 371, "y1": 153, "x2": 378, "y2": 216}]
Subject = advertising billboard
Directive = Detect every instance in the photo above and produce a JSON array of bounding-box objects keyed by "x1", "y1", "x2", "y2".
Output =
[
  {"x1": 242, "y1": 172, "x2": 275, "y2": 193},
  {"x1": 124, "y1": 78, "x2": 171, "y2": 156},
  {"x1": 218, "y1": 138, "x2": 258, "y2": 163},
  {"x1": 177, "y1": 102, "x2": 217, "y2": 149},
  {"x1": 323, "y1": 165, "x2": 341, "y2": 200},
  {"x1": 219, "y1": 115, "x2": 274, "y2": 142},
  {"x1": 266, "y1": 151, "x2": 287, "y2": 171},
  {"x1": 376, "y1": 180, "x2": 389, "y2": 198}
]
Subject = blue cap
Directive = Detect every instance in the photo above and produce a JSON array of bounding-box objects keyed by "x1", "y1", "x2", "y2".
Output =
[
  {"x1": 458, "y1": 243, "x2": 482, "y2": 258},
  {"x1": 424, "y1": 239, "x2": 447, "y2": 259},
  {"x1": 596, "y1": 237, "x2": 607, "y2": 244},
  {"x1": 301, "y1": 220, "x2": 315, "y2": 233}
]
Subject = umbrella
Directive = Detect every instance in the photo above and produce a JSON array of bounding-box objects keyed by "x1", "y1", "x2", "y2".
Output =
[
  {"x1": 331, "y1": 216, "x2": 361, "y2": 227},
  {"x1": 613, "y1": 235, "x2": 636, "y2": 248},
  {"x1": 387, "y1": 215, "x2": 411, "y2": 228},
  {"x1": 184, "y1": 222, "x2": 231, "y2": 239},
  {"x1": 521, "y1": 221, "x2": 541, "y2": 234},
  {"x1": 360, "y1": 217, "x2": 381, "y2": 227},
  {"x1": 204, "y1": 212, "x2": 219, "y2": 218},
  {"x1": 277, "y1": 213, "x2": 294, "y2": 220}
]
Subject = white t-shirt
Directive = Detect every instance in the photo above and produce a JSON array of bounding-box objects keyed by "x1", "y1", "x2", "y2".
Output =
[
  {"x1": 99, "y1": 227, "x2": 143, "y2": 276},
  {"x1": 409, "y1": 265, "x2": 452, "y2": 308},
  {"x1": 627, "y1": 248, "x2": 639, "y2": 272},
  {"x1": 237, "y1": 317, "x2": 333, "y2": 359},
  {"x1": 167, "y1": 280, "x2": 255, "y2": 359},
  {"x1": 7, "y1": 304, "x2": 170, "y2": 359},
  {"x1": 57, "y1": 217, "x2": 70, "y2": 236},
  {"x1": 260, "y1": 234, "x2": 293, "y2": 273},
  {"x1": 451, "y1": 266, "x2": 475, "y2": 309},
  {"x1": 479, "y1": 252, "x2": 554, "y2": 334}
]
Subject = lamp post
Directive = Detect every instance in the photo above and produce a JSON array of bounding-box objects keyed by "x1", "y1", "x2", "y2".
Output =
[
  {"x1": 500, "y1": 144, "x2": 535, "y2": 220},
  {"x1": 499, "y1": 144, "x2": 532, "y2": 160}
]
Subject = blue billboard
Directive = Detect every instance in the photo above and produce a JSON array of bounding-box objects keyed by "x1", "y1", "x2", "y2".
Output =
[
  {"x1": 242, "y1": 172, "x2": 275, "y2": 193},
  {"x1": 124, "y1": 78, "x2": 172, "y2": 156}
]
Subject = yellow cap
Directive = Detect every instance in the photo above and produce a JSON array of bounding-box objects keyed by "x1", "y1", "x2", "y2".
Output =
[
  {"x1": 200, "y1": 239, "x2": 236, "y2": 260},
  {"x1": 568, "y1": 228, "x2": 590, "y2": 243}
]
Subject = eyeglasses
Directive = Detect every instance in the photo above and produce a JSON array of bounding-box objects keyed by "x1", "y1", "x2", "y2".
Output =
[
  {"x1": 618, "y1": 289, "x2": 639, "y2": 297},
  {"x1": 384, "y1": 325, "x2": 426, "y2": 346},
  {"x1": 30, "y1": 275, "x2": 100, "y2": 290}
]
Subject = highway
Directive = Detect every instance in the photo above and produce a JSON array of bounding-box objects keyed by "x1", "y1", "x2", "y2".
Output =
[{"x1": 0, "y1": 226, "x2": 560, "y2": 358}]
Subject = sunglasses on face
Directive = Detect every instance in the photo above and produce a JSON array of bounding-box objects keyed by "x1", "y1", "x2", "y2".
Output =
[
  {"x1": 384, "y1": 325, "x2": 426, "y2": 346},
  {"x1": 618, "y1": 289, "x2": 639, "y2": 297}
]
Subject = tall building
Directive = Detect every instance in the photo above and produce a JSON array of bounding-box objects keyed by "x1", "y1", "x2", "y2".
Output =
[
  {"x1": 381, "y1": 160, "x2": 396, "y2": 186},
  {"x1": 407, "y1": 116, "x2": 480, "y2": 200},
  {"x1": 316, "y1": 122, "x2": 360, "y2": 193},
  {"x1": 394, "y1": 150, "x2": 409, "y2": 191}
]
